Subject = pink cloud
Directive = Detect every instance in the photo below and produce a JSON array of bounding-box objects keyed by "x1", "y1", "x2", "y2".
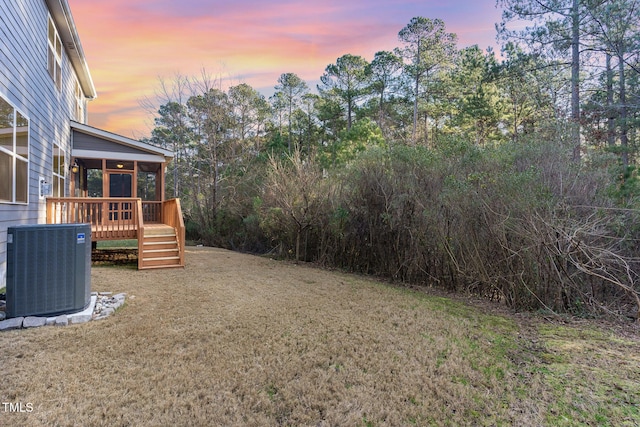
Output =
[{"x1": 67, "y1": 0, "x2": 501, "y2": 138}]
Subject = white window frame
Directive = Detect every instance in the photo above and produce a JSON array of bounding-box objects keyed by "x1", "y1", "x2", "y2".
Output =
[
  {"x1": 47, "y1": 16, "x2": 62, "y2": 91},
  {"x1": 52, "y1": 142, "x2": 65, "y2": 198},
  {"x1": 75, "y1": 80, "x2": 85, "y2": 122},
  {"x1": 0, "y1": 94, "x2": 30, "y2": 205}
]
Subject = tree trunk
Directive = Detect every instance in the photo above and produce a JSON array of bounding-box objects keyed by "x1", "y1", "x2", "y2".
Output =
[
  {"x1": 513, "y1": 97, "x2": 518, "y2": 143},
  {"x1": 618, "y1": 49, "x2": 629, "y2": 170},
  {"x1": 347, "y1": 95, "x2": 353, "y2": 131},
  {"x1": 571, "y1": 0, "x2": 581, "y2": 161},
  {"x1": 412, "y1": 39, "x2": 421, "y2": 145},
  {"x1": 606, "y1": 53, "x2": 615, "y2": 147},
  {"x1": 379, "y1": 91, "x2": 385, "y2": 135},
  {"x1": 288, "y1": 102, "x2": 293, "y2": 152},
  {"x1": 295, "y1": 227, "x2": 301, "y2": 263}
]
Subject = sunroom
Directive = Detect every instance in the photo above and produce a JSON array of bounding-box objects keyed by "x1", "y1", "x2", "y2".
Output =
[{"x1": 46, "y1": 121, "x2": 184, "y2": 269}]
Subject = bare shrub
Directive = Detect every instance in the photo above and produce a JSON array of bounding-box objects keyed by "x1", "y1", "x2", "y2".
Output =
[
  {"x1": 311, "y1": 135, "x2": 640, "y2": 319},
  {"x1": 260, "y1": 150, "x2": 331, "y2": 261},
  {"x1": 222, "y1": 129, "x2": 640, "y2": 318}
]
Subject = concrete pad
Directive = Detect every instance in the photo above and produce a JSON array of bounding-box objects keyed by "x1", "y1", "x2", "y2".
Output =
[
  {"x1": 54, "y1": 315, "x2": 68, "y2": 326},
  {"x1": 68, "y1": 295, "x2": 97, "y2": 324}
]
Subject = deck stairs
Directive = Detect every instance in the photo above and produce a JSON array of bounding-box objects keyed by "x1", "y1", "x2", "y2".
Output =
[{"x1": 139, "y1": 224, "x2": 182, "y2": 269}]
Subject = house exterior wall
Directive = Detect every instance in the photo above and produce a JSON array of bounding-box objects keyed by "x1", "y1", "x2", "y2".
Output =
[
  {"x1": 73, "y1": 131, "x2": 161, "y2": 156},
  {"x1": 0, "y1": 0, "x2": 89, "y2": 287}
]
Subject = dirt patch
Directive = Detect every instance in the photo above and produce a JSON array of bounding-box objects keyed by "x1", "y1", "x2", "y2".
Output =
[{"x1": 0, "y1": 247, "x2": 637, "y2": 426}]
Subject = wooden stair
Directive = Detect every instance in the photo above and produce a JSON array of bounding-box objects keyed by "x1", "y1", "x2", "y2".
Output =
[{"x1": 139, "y1": 224, "x2": 183, "y2": 269}]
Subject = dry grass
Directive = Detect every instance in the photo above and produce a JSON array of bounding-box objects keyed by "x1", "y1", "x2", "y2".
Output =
[{"x1": 1, "y1": 247, "x2": 638, "y2": 426}]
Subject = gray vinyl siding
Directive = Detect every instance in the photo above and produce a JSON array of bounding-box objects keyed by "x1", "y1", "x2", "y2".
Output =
[
  {"x1": 73, "y1": 131, "x2": 159, "y2": 156},
  {"x1": 0, "y1": 0, "x2": 84, "y2": 287}
]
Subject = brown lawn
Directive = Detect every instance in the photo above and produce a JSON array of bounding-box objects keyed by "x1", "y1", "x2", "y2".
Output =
[{"x1": 1, "y1": 247, "x2": 638, "y2": 426}]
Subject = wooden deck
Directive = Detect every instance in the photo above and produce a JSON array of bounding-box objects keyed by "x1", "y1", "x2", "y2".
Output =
[
  {"x1": 46, "y1": 197, "x2": 185, "y2": 270},
  {"x1": 142, "y1": 223, "x2": 174, "y2": 235}
]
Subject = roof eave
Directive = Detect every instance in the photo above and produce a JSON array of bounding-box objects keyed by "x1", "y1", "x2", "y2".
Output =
[
  {"x1": 70, "y1": 121, "x2": 175, "y2": 161},
  {"x1": 45, "y1": 0, "x2": 97, "y2": 100}
]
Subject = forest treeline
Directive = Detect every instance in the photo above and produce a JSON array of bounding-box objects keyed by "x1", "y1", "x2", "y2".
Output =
[{"x1": 145, "y1": 3, "x2": 640, "y2": 319}]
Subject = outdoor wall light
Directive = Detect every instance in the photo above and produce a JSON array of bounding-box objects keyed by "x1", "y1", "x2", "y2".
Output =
[
  {"x1": 116, "y1": 162, "x2": 124, "y2": 169},
  {"x1": 70, "y1": 160, "x2": 79, "y2": 174}
]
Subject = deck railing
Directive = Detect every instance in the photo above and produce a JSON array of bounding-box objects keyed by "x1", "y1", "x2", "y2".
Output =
[
  {"x1": 142, "y1": 201, "x2": 162, "y2": 223},
  {"x1": 47, "y1": 197, "x2": 185, "y2": 269},
  {"x1": 46, "y1": 197, "x2": 141, "y2": 240}
]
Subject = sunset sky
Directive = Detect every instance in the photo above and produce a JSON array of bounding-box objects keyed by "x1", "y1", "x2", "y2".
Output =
[{"x1": 67, "y1": 0, "x2": 503, "y2": 139}]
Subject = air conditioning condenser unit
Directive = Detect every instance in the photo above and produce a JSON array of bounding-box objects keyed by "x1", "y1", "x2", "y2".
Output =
[{"x1": 6, "y1": 224, "x2": 91, "y2": 318}]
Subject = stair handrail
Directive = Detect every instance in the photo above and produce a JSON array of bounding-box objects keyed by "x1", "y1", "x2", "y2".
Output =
[
  {"x1": 162, "y1": 198, "x2": 185, "y2": 267},
  {"x1": 136, "y1": 198, "x2": 145, "y2": 270}
]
